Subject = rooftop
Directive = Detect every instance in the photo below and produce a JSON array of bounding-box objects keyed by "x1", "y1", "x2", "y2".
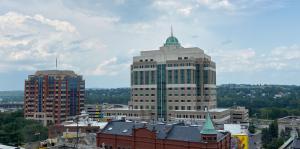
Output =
[
  {"x1": 209, "y1": 108, "x2": 229, "y2": 112},
  {"x1": 63, "y1": 121, "x2": 107, "y2": 129},
  {"x1": 278, "y1": 116, "x2": 300, "y2": 122},
  {"x1": 224, "y1": 124, "x2": 248, "y2": 135},
  {"x1": 34, "y1": 70, "x2": 77, "y2": 76},
  {"x1": 100, "y1": 120, "x2": 228, "y2": 143}
]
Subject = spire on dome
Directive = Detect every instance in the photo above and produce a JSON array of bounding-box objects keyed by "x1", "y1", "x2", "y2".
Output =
[
  {"x1": 164, "y1": 26, "x2": 181, "y2": 47},
  {"x1": 171, "y1": 25, "x2": 173, "y2": 37}
]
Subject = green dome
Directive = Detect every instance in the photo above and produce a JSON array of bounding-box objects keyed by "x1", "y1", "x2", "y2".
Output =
[{"x1": 164, "y1": 36, "x2": 180, "y2": 46}]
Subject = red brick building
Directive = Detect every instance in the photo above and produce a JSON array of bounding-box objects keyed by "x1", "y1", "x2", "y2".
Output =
[
  {"x1": 24, "y1": 70, "x2": 85, "y2": 126},
  {"x1": 97, "y1": 113, "x2": 231, "y2": 149}
]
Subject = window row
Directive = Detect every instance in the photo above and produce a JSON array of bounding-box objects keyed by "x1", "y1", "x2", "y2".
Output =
[
  {"x1": 167, "y1": 63, "x2": 194, "y2": 67},
  {"x1": 132, "y1": 87, "x2": 197, "y2": 91},
  {"x1": 176, "y1": 114, "x2": 216, "y2": 119},
  {"x1": 170, "y1": 105, "x2": 206, "y2": 110},
  {"x1": 132, "y1": 94, "x2": 155, "y2": 96},
  {"x1": 133, "y1": 105, "x2": 155, "y2": 110},
  {"x1": 133, "y1": 64, "x2": 156, "y2": 69},
  {"x1": 134, "y1": 99, "x2": 155, "y2": 102}
]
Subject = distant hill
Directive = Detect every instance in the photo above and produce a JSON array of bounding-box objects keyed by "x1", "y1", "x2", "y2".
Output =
[
  {"x1": 0, "y1": 91, "x2": 23, "y2": 102},
  {"x1": 85, "y1": 88, "x2": 130, "y2": 104}
]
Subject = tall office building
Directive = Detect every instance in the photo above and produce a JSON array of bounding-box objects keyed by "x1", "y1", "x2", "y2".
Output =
[
  {"x1": 103, "y1": 31, "x2": 233, "y2": 124},
  {"x1": 128, "y1": 31, "x2": 217, "y2": 121},
  {"x1": 24, "y1": 70, "x2": 85, "y2": 126}
]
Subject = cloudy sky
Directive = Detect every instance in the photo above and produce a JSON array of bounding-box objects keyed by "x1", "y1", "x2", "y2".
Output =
[{"x1": 0, "y1": 0, "x2": 300, "y2": 90}]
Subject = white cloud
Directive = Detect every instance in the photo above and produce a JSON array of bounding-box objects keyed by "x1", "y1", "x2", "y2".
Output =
[
  {"x1": 32, "y1": 14, "x2": 77, "y2": 33},
  {"x1": 89, "y1": 57, "x2": 129, "y2": 76},
  {"x1": 210, "y1": 45, "x2": 300, "y2": 73},
  {"x1": 0, "y1": 11, "x2": 127, "y2": 76},
  {"x1": 152, "y1": 0, "x2": 194, "y2": 16},
  {"x1": 152, "y1": 0, "x2": 283, "y2": 16},
  {"x1": 0, "y1": 12, "x2": 76, "y2": 33},
  {"x1": 197, "y1": 0, "x2": 234, "y2": 10},
  {"x1": 271, "y1": 45, "x2": 300, "y2": 60}
]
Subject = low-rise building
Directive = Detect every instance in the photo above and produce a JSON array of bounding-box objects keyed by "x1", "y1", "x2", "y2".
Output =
[
  {"x1": 279, "y1": 124, "x2": 300, "y2": 149},
  {"x1": 230, "y1": 106, "x2": 249, "y2": 124},
  {"x1": 97, "y1": 112, "x2": 231, "y2": 149},
  {"x1": 103, "y1": 107, "x2": 232, "y2": 126},
  {"x1": 48, "y1": 111, "x2": 107, "y2": 139},
  {"x1": 278, "y1": 116, "x2": 300, "y2": 137},
  {"x1": 85, "y1": 104, "x2": 102, "y2": 120}
]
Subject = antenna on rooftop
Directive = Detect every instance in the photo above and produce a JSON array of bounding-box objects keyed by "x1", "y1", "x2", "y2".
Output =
[
  {"x1": 171, "y1": 25, "x2": 173, "y2": 36},
  {"x1": 56, "y1": 57, "x2": 58, "y2": 70}
]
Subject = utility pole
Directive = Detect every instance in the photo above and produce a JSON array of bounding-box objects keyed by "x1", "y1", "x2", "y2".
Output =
[
  {"x1": 73, "y1": 115, "x2": 79, "y2": 149},
  {"x1": 76, "y1": 116, "x2": 79, "y2": 149}
]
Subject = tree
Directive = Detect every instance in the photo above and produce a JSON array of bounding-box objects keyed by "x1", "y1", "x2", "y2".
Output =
[
  {"x1": 0, "y1": 110, "x2": 48, "y2": 146},
  {"x1": 269, "y1": 120, "x2": 278, "y2": 137},
  {"x1": 248, "y1": 122, "x2": 256, "y2": 134},
  {"x1": 265, "y1": 137, "x2": 285, "y2": 149},
  {"x1": 262, "y1": 121, "x2": 284, "y2": 148}
]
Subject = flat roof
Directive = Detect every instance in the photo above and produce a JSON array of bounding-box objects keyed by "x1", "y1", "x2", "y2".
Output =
[
  {"x1": 224, "y1": 124, "x2": 248, "y2": 135},
  {"x1": 209, "y1": 108, "x2": 229, "y2": 112},
  {"x1": 64, "y1": 121, "x2": 108, "y2": 129}
]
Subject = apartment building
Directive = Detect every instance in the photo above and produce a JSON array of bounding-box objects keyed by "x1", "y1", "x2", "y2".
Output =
[{"x1": 24, "y1": 70, "x2": 85, "y2": 126}]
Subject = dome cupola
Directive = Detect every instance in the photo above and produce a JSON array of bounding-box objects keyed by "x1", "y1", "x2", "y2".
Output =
[{"x1": 164, "y1": 26, "x2": 181, "y2": 47}]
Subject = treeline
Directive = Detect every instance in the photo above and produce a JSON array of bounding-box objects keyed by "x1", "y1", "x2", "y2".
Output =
[
  {"x1": 217, "y1": 85, "x2": 300, "y2": 119},
  {"x1": 85, "y1": 88, "x2": 130, "y2": 104},
  {"x1": 0, "y1": 110, "x2": 48, "y2": 146},
  {"x1": 2, "y1": 84, "x2": 300, "y2": 120},
  {"x1": 85, "y1": 85, "x2": 300, "y2": 119},
  {"x1": 0, "y1": 91, "x2": 23, "y2": 103}
]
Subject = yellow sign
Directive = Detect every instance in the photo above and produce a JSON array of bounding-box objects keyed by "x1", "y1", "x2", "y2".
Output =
[
  {"x1": 232, "y1": 134, "x2": 249, "y2": 149},
  {"x1": 63, "y1": 133, "x2": 78, "y2": 139}
]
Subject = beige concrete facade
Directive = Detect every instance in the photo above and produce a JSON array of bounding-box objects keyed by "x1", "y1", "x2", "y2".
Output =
[
  {"x1": 102, "y1": 33, "x2": 233, "y2": 123},
  {"x1": 230, "y1": 106, "x2": 249, "y2": 124}
]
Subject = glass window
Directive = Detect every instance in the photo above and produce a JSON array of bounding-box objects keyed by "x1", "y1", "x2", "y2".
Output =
[
  {"x1": 168, "y1": 70, "x2": 172, "y2": 84},
  {"x1": 140, "y1": 71, "x2": 144, "y2": 85},
  {"x1": 134, "y1": 71, "x2": 138, "y2": 85},
  {"x1": 181, "y1": 106, "x2": 185, "y2": 110},
  {"x1": 175, "y1": 106, "x2": 179, "y2": 110},
  {"x1": 180, "y1": 69, "x2": 185, "y2": 84},
  {"x1": 187, "y1": 69, "x2": 191, "y2": 84},
  {"x1": 151, "y1": 71, "x2": 155, "y2": 84},
  {"x1": 145, "y1": 71, "x2": 150, "y2": 85},
  {"x1": 174, "y1": 70, "x2": 178, "y2": 84}
]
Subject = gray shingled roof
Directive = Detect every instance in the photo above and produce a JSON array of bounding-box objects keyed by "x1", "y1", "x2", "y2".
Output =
[
  {"x1": 100, "y1": 121, "x2": 227, "y2": 143},
  {"x1": 166, "y1": 126, "x2": 202, "y2": 142},
  {"x1": 292, "y1": 138, "x2": 300, "y2": 149}
]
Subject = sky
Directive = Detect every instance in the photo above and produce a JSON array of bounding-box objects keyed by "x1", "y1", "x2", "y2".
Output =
[{"x1": 0, "y1": 0, "x2": 300, "y2": 90}]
